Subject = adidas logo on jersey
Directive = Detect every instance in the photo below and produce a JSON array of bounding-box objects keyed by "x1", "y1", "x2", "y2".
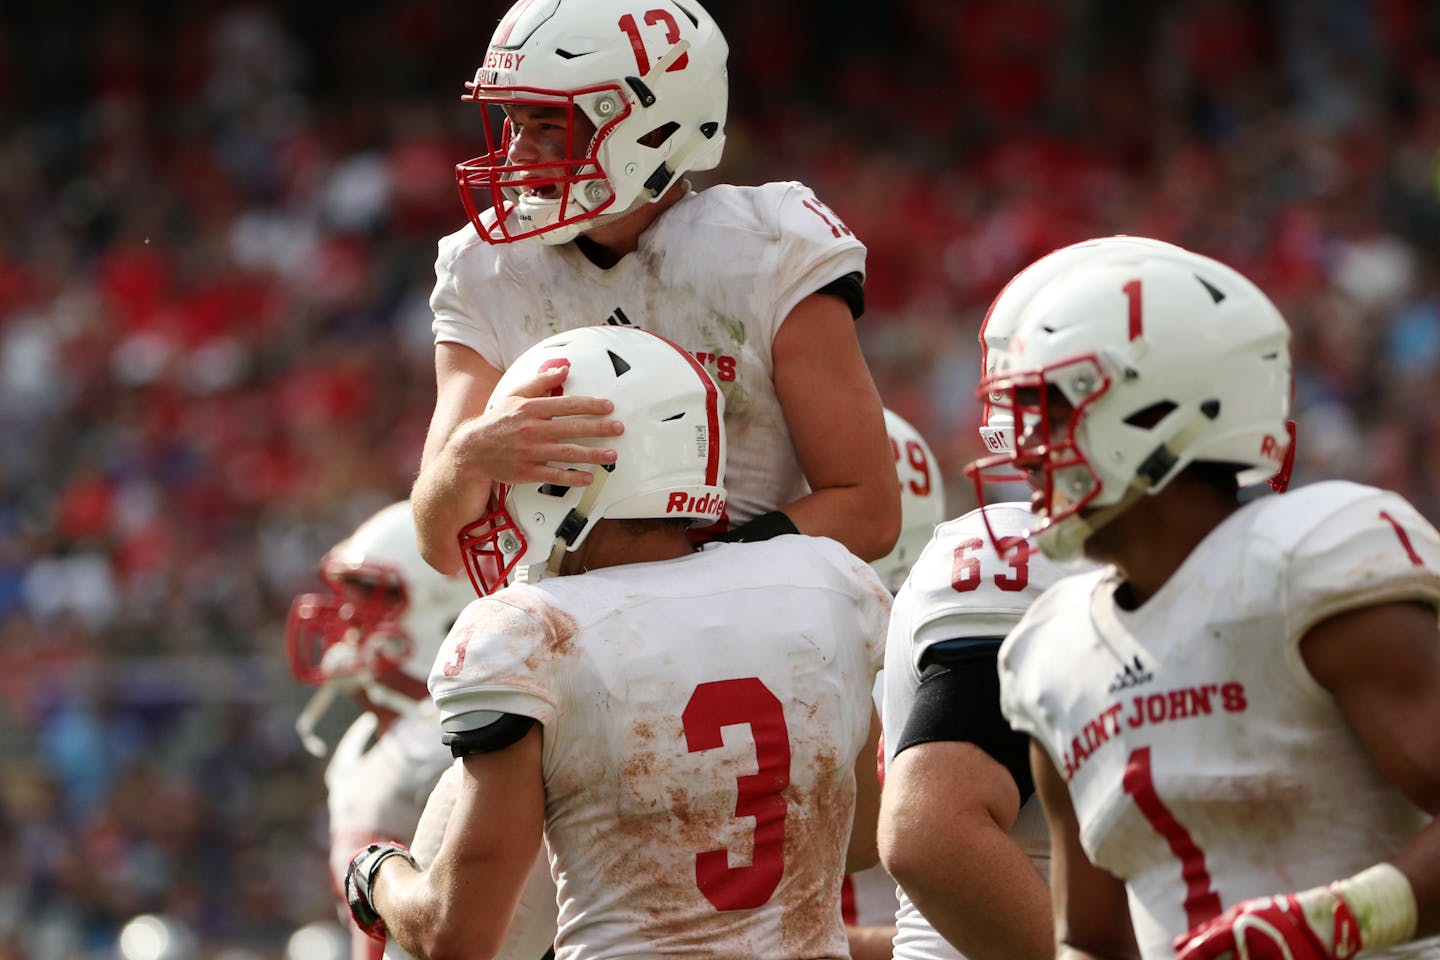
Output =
[
  {"x1": 1107, "y1": 655, "x2": 1153, "y2": 693},
  {"x1": 604, "y1": 306, "x2": 634, "y2": 326}
]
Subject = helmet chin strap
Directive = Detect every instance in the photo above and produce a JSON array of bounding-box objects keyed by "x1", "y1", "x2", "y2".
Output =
[
  {"x1": 1043, "y1": 481, "x2": 1148, "y2": 561},
  {"x1": 1047, "y1": 405, "x2": 1220, "y2": 560},
  {"x1": 361, "y1": 679, "x2": 423, "y2": 718},
  {"x1": 295, "y1": 684, "x2": 338, "y2": 758},
  {"x1": 544, "y1": 467, "x2": 612, "y2": 577},
  {"x1": 294, "y1": 671, "x2": 425, "y2": 758}
]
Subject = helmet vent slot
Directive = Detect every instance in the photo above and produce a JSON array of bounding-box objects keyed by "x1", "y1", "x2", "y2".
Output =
[
  {"x1": 607, "y1": 350, "x2": 632, "y2": 377},
  {"x1": 661, "y1": 412, "x2": 685, "y2": 422},
  {"x1": 638, "y1": 121, "x2": 680, "y2": 148},
  {"x1": 1195, "y1": 275, "x2": 1227, "y2": 304},
  {"x1": 670, "y1": 0, "x2": 700, "y2": 27},
  {"x1": 1123, "y1": 401, "x2": 1176, "y2": 429},
  {"x1": 538, "y1": 483, "x2": 571, "y2": 497}
]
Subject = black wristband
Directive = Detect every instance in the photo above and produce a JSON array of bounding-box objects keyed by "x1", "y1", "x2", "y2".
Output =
[
  {"x1": 345, "y1": 842, "x2": 418, "y2": 942},
  {"x1": 713, "y1": 510, "x2": 800, "y2": 544}
]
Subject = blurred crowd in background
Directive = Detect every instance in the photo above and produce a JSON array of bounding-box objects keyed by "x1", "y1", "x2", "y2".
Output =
[{"x1": 2, "y1": 0, "x2": 1439, "y2": 956}]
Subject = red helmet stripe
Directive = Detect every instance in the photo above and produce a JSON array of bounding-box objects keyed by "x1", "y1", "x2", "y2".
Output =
[
  {"x1": 493, "y1": 0, "x2": 541, "y2": 46},
  {"x1": 637, "y1": 329, "x2": 720, "y2": 485}
]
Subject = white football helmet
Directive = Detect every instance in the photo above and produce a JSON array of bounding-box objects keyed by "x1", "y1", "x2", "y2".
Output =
[
  {"x1": 457, "y1": 0, "x2": 728, "y2": 245},
  {"x1": 871, "y1": 408, "x2": 946, "y2": 593},
  {"x1": 459, "y1": 325, "x2": 726, "y2": 595},
  {"x1": 968, "y1": 246, "x2": 1292, "y2": 561},
  {"x1": 286, "y1": 501, "x2": 474, "y2": 755},
  {"x1": 978, "y1": 236, "x2": 1188, "y2": 456}
]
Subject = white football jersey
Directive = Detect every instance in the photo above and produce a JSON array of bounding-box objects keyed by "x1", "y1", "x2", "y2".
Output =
[
  {"x1": 325, "y1": 706, "x2": 453, "y2": 888},
  {"x1": 431, "y1": 181, "x2": 867, "y2": 533},
  {"x1": 1000, "y1": 481, "x2": 1440, "y2": 960},
  {"x1": 883, "y1": 503, "x2": 1080, "y2": 960},
  {"x1": 430, "y1": 536, "x2": 889, "y2": 960}
]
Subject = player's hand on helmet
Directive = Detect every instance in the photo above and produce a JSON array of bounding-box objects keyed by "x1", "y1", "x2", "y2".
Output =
[
  {"x1": 1173, "y1": 894, "x2": 1356, "y2": 960},
  {"x1": 456, "y1": 363, "x2": 623, "y2": 488}
]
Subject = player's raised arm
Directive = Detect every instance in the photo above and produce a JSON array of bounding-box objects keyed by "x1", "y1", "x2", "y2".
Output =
[
  {"x1": 412, "y1": 342, "x2": 621, "y2": 574},
  {"x1": 769, "y1": 291, "x2": 899, "y2": 561}
]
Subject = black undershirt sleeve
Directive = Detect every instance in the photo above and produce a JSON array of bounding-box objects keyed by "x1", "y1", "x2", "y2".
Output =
[
  {"x1": 892, "y1": 637, "x2": 1034, "y2": 804},
  {"x1": 442, "y1": 713, "x2": 537, "y2": 758},
  {"x1": 710, "y1": 509, "x2": 799, "y2": 544},
  {"x1": 815, "y1": 271, "x2": 865, "y2": 320}
]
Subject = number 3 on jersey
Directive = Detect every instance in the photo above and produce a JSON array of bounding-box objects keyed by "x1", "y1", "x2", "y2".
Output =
[
  {"x1": 682, "y1": 678, "x2": 791, "y2": 911},
  {"x1": 952, "y1": 536, "x2": 1030, "y2": 593}
]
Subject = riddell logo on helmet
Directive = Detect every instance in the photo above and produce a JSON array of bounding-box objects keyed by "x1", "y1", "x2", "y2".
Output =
[
  {"x1": 666, "y1": 491, "x2": 725, "y2": 516},
  {"x1": 1259, "y1": 433, "x2": 1284, "y2": 459}
]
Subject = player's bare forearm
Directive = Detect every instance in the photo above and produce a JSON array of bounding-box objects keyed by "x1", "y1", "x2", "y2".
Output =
[
  {"x1": 880, "y1": 743, "x2": 1051, "y2": 960},
  {"x1": 771, "y1": 293, "x2": 899, "y2": 561},
  {"x1": 1058, "y1": 947, "x2": 1134, "y2": 960},
  {"x1": 412, "y1": 448, "x2": 491, "y2": 576},
  {"x1": 901, "y1": 839, "x2": 1050, "y2": 960},
  {"x1": 369, "y1": 857, "x2": 442, "y2": 960},
  {"x1": 845, "y1": 708, "x2": 883, "y2": 873},
  {"x1": 1033, "y1": 742, "x2": 1141, "y2": 960},
  {"x1": 846, "y1": 924, "x2": 897, "y2": 960},
  {"x1": 783, "y1": 484, "x2": 899, "y2": 562}
]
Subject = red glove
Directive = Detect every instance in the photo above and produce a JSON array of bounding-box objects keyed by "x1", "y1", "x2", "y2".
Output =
[{"x1": 1173, "y1": 893, "x2": 1360, "y2": 960}]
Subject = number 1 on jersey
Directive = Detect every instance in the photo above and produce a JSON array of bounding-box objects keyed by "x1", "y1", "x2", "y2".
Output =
[{"x1": 1123, "y1": 746, "x2": 1223, "y2": 930}]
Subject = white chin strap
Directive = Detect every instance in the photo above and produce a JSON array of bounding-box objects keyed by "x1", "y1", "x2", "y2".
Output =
[
  {"x1": 542, "y1": 468, "x2": 612, "y2": 578},
  {"x1": 1037, "y1": 481, "x2": 1147, "y2": 562},
  {"x1": 361, "y1": 680, "x2": 422, "y2": 718},
  {"x1": 295, "y1": 684, "x2": 339, "y2": 758},
  {"x1": 1039, "y1": 407, "x2": 1219, "y2": 561},
  {"x1": 534, "y1": 191, "x2": 651, "y2": 246},
  {"x1": 294, "y1": 674, "x2": 422, "y2": 758}
]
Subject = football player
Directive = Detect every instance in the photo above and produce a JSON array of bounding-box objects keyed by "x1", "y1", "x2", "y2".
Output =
[
  {"x1": 345, "y1": 325, "x2": 888, "y2": 959},
  {"x1": 845, "y1": 408, "x2": 950, "y2": 960},
  {"x1": 973, "y1": 242, "x2": 1440, "y2": 959},
  {"x1": 879, "y1": 237, "x2": 1184, "y2": 960},
  {"x1": 287, "y1": 501, "x2": 556, "y2": 960},
  {"x1": 410, "y1": 0, "x2": 899, "y2": 577}
]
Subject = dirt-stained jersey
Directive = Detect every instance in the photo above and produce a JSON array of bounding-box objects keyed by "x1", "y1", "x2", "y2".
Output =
[
  {"x1": 430, "y1": 182, "x2": 866, "y2": 532},
  {"x1": 883, "y1": 503, "x2": 1080, "y2": 960},
  {"x1": 430, "y1": 536, "x2": 889, "y2": 960},
  {"x1": 1000, "y1": 481, "x2": 1440, "y2": 960}
]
